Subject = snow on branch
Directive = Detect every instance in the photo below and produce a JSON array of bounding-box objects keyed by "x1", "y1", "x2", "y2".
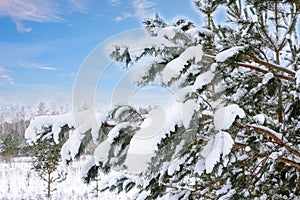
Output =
[
  {"x1": 195, "y1": 131, "x2": 234, "y2": 174},
  {"x1": 248, "y1": 124, "x2": 286, "y2": 145},
  {"x1": 214, "y1": 104, "x2": 245, "y2": 131},
  {"x1": 157, "y1": 26, "x2": 182, "y2": 40},
  {"x1": 25, "y1": 110, "x2": 107, "y2": 164},
  {"x1": 162, "y1": 45, "x2": 203, "y2": 84},
  {"x1": 186, "y1": 27, "x2": 215, "y2": 38},
  {"x1": 296, "y1": 69, "x2": 300, "y2": 88},
  {"x1": 247, "y1": 55, "x2": 296, "y2": 77},
  {"x1": 215, "y1": 46, "x2": 244, "y2": 62},
  {"x1": 203, "y1": 54, "x2": 294, "y2": 81},
  {"x1": 238, "y1": 123, "x2": 300, "y2": 159},
  {"x1": 278, "y1": 158, "x2": 300, "y2": 169},
  {"x1": 107, "y1": 122, "x2": 133, "y2": 144},
  {"x1": 25, "y1": 112, "x2": 75, "y2": 143}
]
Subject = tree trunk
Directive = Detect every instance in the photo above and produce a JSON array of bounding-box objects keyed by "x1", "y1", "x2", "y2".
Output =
[{"x1": 47, "y1": 171, "x2": 51, "y2": 198}]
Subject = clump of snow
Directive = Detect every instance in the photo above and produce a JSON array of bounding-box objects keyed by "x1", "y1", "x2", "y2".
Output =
[
  {"x1": 25, "y1": 113, "x2": 74, "y2": 143},
  {"x1": 231, "y1": 88, "x2": 247, "y2": 102},
  {"x1": 167, "y1": 155, "x2": 188, "y2": 176},
  {"x1": 180, "y1": 45, "x2": 203, "y2": 63},
  {"x1": 81, "y1": 157, "x2": 96, "y2": 179},
  {"x1": 182, "y1": 99, "x2": 199, "y2": 128},
  {"x1": 186, "y1": 27, "x2": 215, "y2": 38},
  {"x1": 77, "y1": 111, "x2": 106, "y2": 144},
  {"x1": 107, "y1": 122, "x2": 132, "y2": 143},
  {"x1": 196, "y1": 131, "x2": 234, "y2": 174},
  {"x1": 125, "y1": 102, "x2": 186, "y2": 173},
  {"x1": 157, "y1": 26, "x2": 181, "y2": 40},
  {"x1": 296, "y1": 69, "x2": 300, "y2": 88},
  {"x1": 215, "y1": 46, "x2": 244, "y2": 62},
  {"x1": 162, "y1": 57, "x2": 187, "y2": 84},
  {"x1": 195, "y1": 159, "x2": 205, "y2": 175},
  {"x1": 162, "y1": 45, "x2": 203, "y2": 84},
  {"x1": 192, "y1": 71, "x2": 215, "y2": 91},
  {"x1": 245, "y1": 146, "x2": 251, "y2": 152},
  {"x1": 214, "y1": 104, "x2": 245, "y2": 131},
  {"x1": 61, "y1": 130, "x2": 82, "y2": 163},
  {"x1": 94, "y1": 140, "x2": 112, "y2": 164},
  {"x1": 262, "y1": 72, "x2": 274, "y2": 85},
  {"x1": 253, "y1": 114, "x2": 265, "y2": 124}
]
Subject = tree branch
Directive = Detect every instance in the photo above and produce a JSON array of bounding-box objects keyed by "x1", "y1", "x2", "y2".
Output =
[
  {"x1": 203, "y1": 54, "x2": 294, "y2": 81},
  {"x1": 236, "y1": 62, "x2": 292, "y2": 81},
  {"x1": 235, "y1": 123, "x2": 300, "y2": 160},
  {"x1": 278, "y1": 158, "x2": 300, "y2": 169},
  {"x1": 247, "y1": 55, "x2": 296, "y2": 76}
]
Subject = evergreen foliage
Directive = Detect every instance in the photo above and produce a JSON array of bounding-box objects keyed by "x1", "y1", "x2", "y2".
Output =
[
  {"x1": 0, "y1": 132, "x2": 24, "y2": 160},
  {"x1": 31, "y1": 137, "x2": 67, "y2": 198},
  {"x1": 25, "y1": 1, "x2": 300, "y2": 199}
]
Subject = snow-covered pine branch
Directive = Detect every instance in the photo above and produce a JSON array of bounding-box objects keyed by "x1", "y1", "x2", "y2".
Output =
[{"x1": 25, "y1": 1, "x2": 300, "y2": 199}]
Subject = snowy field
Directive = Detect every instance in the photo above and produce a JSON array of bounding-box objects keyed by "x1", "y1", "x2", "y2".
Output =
[{"x1": 0, "y1": 156, "x2": 126, "y2": 200}]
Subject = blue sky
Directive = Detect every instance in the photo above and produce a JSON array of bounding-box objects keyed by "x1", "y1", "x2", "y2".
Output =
[{"x1": 0, "y1": 0, "x2": 214, "y2": 107}]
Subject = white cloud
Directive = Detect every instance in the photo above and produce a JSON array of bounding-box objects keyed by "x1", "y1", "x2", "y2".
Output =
[
  {"x1": 0, "y1": 0, "x2": 62, "y2": 32},
  {"x1": 0, "y1": 0, "x2": 62, "y2": 22},
  {"x1": 113, "y1": 0, "x2": 155, "y2": 22},
  {"x1": 114, "y1": 13, "x2": 132, "y2": 22},
  {"x1": 16, "y1": 21, "x2": 32, "y2": 33},
  {"x1": 36, "y1": 65, "x2": 58, "y2": 71},
  {"x1": 69, "y1": 0, "x2": 87, "y2": 13},
  {"x1": 0, "y1": 0, "x2": 88, "y2": 33},
  {"x1": 108, "y1": 0, "x2": 121, "y2": 6},
  {"x1": 0, "y1": 67, "x2": 14, "y2": 85},
  {"x1": 133, "y1": 0, "x2": 155, "y2": 18},
  {"x1": 114, "y1": 16, "x2": 124, "y2": 22},
  {"x1": 18, "y1": 62, "x2": 58, "y2": 71},
  {"x1": 0, "y1": 74, "x2": 14, "y2": 85}
]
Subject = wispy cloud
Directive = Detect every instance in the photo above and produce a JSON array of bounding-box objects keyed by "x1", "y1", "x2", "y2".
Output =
[
  {"x1": 108, "y1": 0, "x2": 121, "y2": 6},
  {"x1": 36, "y1": 65, "x2": 58, "y2": 71},
  {"x1": 0, "y1": 67, "x2": 14, "y2": 85},
  {"x1": 133, "y1": 0, "x2": 155, "y2": 19},
  {"x1": 69, "y1": 0, "x2": 87, "y2": 13},
  {"x1": 0, "y1": 0, "x2": 88, "y2": 33},
  {"x1": 112, "y1": 0, "x2": 155, "y2": 22},
  {"x1": 18, "y1": 62, "x2": 58, "y2": 71},
  {"x1": 114, "y1": 13, "x2": 132, "y2": 22},
  {"x1": 0, "y1": 0, "x2": 62, "y2": 22},
  {"x1": 16, "y1": 21, "x2": 32, "y2": 33}
]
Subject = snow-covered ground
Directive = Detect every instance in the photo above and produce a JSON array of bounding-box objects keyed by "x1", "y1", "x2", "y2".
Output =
[{"x1": 0, "y1": 156, "x2": 126, "y2": 200}]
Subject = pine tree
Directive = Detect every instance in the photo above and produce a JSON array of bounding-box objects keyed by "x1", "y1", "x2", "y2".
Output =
[
  {"x1": 25, "y1": 0, "x2": 300, "y2": 199},
  {"x1": 31, "y1": 137, "x2": 67, "y2": 198},
  {"x1": 0, "y1": 131, "x2": 23, "y2": 161}
]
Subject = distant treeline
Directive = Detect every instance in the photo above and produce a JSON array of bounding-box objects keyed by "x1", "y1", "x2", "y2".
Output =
[{"x1": 0, "y1": 102, "x2": 70, "y2": 159}]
